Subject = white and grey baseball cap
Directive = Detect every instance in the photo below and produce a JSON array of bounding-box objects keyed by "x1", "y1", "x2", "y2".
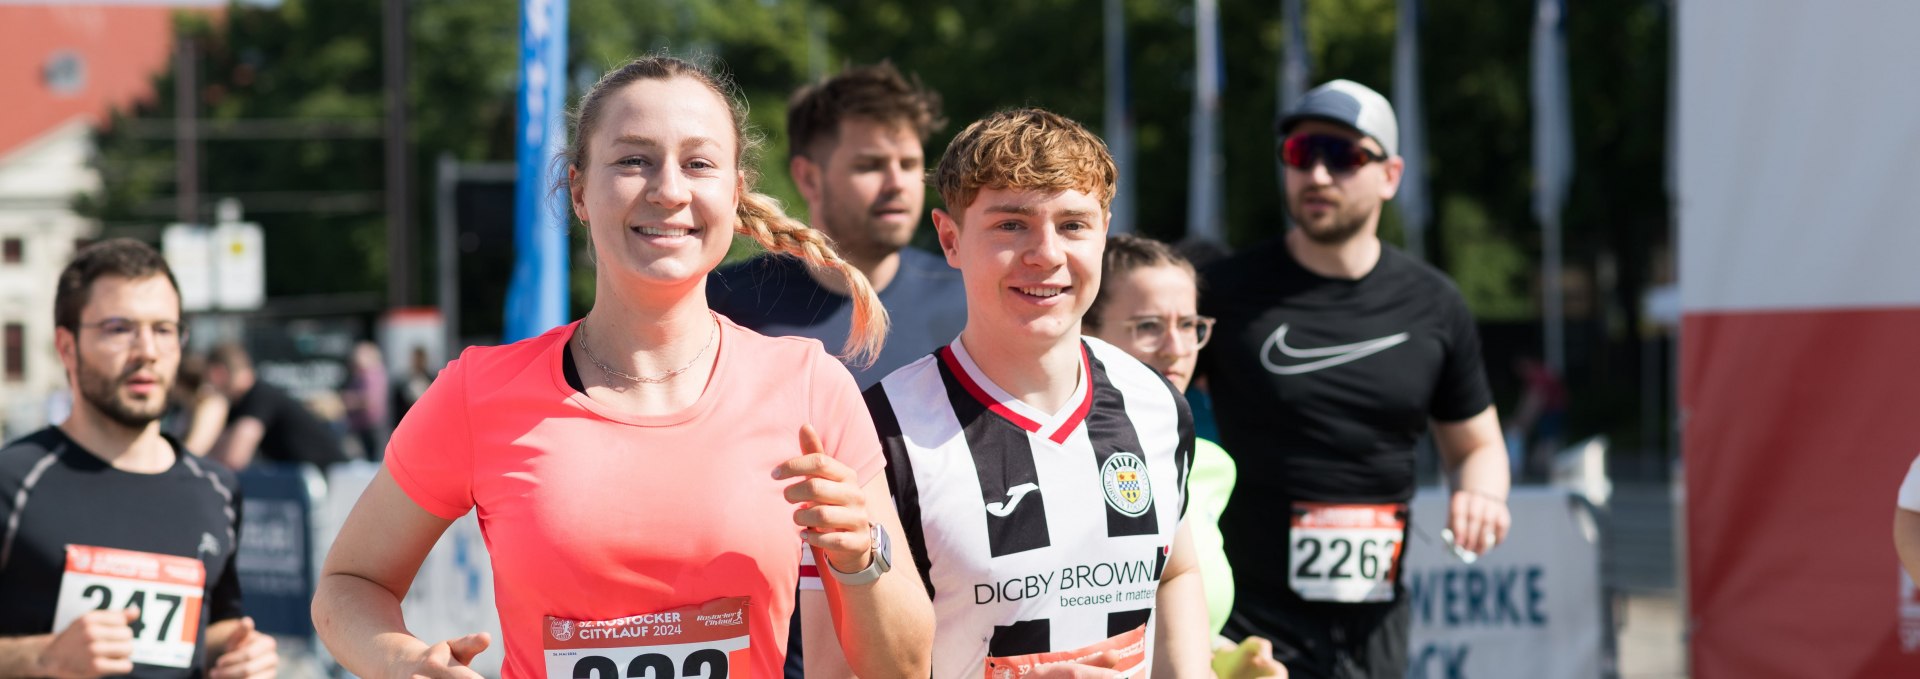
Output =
[{"x1": 1276, "y1": 79, "x2": 1399, "y2": 157}]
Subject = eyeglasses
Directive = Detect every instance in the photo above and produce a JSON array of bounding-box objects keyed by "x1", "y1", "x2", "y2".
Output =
[
  {"x1": 1279, "y1": 134, "x2": 1388, "y2": 174},
  {"x1": 77, "y1": 318, "x2": 187, "y2": 352},
  {"x1": 1121, "y1": 315, "x2": 1215, "y2": 352}
]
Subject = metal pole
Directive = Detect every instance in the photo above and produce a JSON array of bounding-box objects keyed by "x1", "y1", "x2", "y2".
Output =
[
  {"x1": 1544, "y1": 213, "x2": 1565, "y2": 374},
  {"x1": 807, "y1": 6, "x2": 827, "y2": 80},
  {"x1": 1187, "y1": 0, "x2": 1223, "y2": 244},
  {"x1": 1392, "y1": 0, "x2": 1428, "y2": 261},
  {"x1": 175, "y1": 37, "x2": 198, "y2": 225},
  {"x1": 435, "y1": 154, "x2": 458, "y2": 361},
  {"x1": 1532, "y1": 0, "x2": 1571, "y2": 375},
  {"x1": 1104, "y1": 0, "x2": 1134, "y2": 235},
  {"x1": 1278, "y1": 0, "x2": 1310, "y2": 200},
  {"x1": 385, "y1": 0, "x2": 413, "y2": 309}
]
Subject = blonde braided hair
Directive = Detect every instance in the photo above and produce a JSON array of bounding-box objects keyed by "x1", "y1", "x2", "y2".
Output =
[
  {"x1": 735, "y1": 192, "x2": 888, "y2": 365},
  {"x1": 563, "y1": 55, "x2": 889, "y2": 366}
]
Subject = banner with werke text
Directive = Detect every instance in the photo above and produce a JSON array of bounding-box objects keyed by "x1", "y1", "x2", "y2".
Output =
[{"x1": 1403, "y1": 487, "x2": 1603, "y2": 679}]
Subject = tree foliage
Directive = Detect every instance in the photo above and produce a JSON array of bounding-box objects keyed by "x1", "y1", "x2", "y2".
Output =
[{"x1": 83, "y1": 0, "x2": 1673, "y2": 420}]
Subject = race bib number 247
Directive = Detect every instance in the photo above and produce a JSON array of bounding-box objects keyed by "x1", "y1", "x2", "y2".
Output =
[
  {"x1": 544, "y1": 597, "x2": 751, "y2": 679},
  {"x1": 52, "y1": 545, "x2": 207, "y2": 669}
]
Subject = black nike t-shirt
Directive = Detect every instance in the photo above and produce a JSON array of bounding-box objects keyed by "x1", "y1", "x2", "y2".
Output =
[
  {"x1": 0, "y1": 428, "x2": 244, "y2": 679},
  {"x1": 1198, "y1": 237, "x2": 1491, "y2": 607}
]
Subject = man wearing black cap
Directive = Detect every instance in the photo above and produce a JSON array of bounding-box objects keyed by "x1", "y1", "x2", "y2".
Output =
[{"x1": 1197, "y1": 79, "x2": 1513, "y2": 679}]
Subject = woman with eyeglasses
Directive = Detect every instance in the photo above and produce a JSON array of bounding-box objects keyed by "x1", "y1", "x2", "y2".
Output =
[{"x1": 1081, "y1": 234, "x2": 1286, "y2": 679}]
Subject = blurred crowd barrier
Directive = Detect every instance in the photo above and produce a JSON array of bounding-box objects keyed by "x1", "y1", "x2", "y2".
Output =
[
  {"x1": 236, "y1": 460, "x2": 504, "y2": 678},
  {"x1": 1403, "y1": 487, "x2": 1609, "y2": 679}
]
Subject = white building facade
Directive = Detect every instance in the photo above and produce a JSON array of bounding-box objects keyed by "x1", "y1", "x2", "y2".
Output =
[{"x1": 0, "y1": 120, "x2": 99, "y2": 441}]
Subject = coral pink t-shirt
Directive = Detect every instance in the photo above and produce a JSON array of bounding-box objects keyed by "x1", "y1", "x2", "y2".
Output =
[{"x1": 385, "y1": 318, "x2": 884, "y2": 679}]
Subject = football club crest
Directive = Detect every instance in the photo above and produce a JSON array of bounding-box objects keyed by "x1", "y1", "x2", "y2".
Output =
[{"x1": 1101, "y1": 452, "x2": 1154, "y2": 517}]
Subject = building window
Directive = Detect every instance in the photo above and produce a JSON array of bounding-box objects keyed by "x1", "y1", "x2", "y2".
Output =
[
  {"x1": 44, "y1": 50, "x2": 86, "y2": 96},
  {"x1": 3, "y1": 323, "x2": 23, "y2": 382},
  {"x1": 1, "y1": 238, "x2": 20, "y2": 264}
]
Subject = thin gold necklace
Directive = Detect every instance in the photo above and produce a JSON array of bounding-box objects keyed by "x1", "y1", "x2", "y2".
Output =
[{"x1": 576, "y1": 313, "x2": 717, "y2": 384}]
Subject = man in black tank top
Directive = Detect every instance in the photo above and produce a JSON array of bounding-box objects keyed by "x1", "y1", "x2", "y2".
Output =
[
  {"x1": 0, "y1": 240, "x2": 276, "y2": 679},
  {"x1": 1198, "y1": 80, "x2": 1513, "y2": 679}
]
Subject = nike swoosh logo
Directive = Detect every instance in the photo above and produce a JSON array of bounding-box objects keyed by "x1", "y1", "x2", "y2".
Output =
[
  {"x1": 1260, "y1": 324, "x2": 1410, "y2": 375},
  {"x1": 985, "y1": 483, "x2": 1041, "y2": 517}
]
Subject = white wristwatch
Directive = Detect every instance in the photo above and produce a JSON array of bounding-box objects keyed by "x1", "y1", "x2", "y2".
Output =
[{"x1": 826, "y1": 521, "x2": 893, "y2": 585}]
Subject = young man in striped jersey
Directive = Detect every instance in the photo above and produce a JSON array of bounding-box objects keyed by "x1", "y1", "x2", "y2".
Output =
[{"x1": 806, "y1": 108, "x2": 1212, "y2": 678}]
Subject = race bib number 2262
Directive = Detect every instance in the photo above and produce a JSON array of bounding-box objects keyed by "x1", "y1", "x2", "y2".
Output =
[
  {"x1": 1287, "y1": 502, "x2": 1405, "y2": 604},
  {"x1": 52, "y1": 545, "x2": 207, "y2": 669},
  {"x1": 544, "y1": 597, "x2": 751, "y2": 679}
]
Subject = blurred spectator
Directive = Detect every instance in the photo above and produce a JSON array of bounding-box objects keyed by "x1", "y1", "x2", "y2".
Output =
[
  {"x1": 340, "y1": 341, "x2": 390, "y2": 460},
  {"x1": 205, "y1": 343, "x2": 348, "y2": 471},
  {"x1": 164, "y1": 352, "x2": 229, "y2": 456},
  {"x1": 1507, "y1": 356, "x2": 1568, "y2": 481},
  {"x1": 393, "y1": 345, "x2": 435, "y2": 423}
]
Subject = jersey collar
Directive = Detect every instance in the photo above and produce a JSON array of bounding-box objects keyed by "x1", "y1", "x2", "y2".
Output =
[{"x1": 939, "y1": 338, "x2": 1094, "y2": 445}]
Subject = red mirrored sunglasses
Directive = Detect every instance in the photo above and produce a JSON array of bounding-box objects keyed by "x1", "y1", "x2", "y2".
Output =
[{"x1": 1279, "y1": 133, "x2": 1388, "y2": 173}]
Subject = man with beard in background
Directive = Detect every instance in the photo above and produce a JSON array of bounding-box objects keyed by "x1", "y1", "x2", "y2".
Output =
[
  {"x1": 709, "y1": 62, "x2": 964, "y2": 388},
  {"x1": 0, "y1": 239, "x2": 276, "y2": 679}
]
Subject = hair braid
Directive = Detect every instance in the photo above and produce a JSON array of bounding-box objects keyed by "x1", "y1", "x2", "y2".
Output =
[{"x1": 735, "y1": 191, "x2": 889, "y2": 366}]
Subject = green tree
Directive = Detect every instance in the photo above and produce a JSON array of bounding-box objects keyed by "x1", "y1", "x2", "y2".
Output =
[
  {"x1": 83, "y1": 0, "x2": 824, "y2": 308},
  {"x1": 81, "y1": 0, "x2": 1672, "y2": 453}
]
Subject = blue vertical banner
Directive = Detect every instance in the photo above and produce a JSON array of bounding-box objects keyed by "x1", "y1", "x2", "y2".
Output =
[{"x1": 504, "y1": 0, "x2": 569, "y2": 343}]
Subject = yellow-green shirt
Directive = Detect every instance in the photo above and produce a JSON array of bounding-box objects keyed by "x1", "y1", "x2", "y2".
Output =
[{"x1": 1189, "y1": 437, "x2": 1237, "y2": 634}]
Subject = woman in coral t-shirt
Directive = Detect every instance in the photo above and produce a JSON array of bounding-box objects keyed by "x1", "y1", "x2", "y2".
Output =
[{"x1": 311, "y1": 56, "x2": 933, "y2": 679}]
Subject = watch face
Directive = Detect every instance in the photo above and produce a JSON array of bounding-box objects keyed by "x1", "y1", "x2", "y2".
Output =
[{"x1": 874, "y1": 522, "x2": 893, "y2": 572}]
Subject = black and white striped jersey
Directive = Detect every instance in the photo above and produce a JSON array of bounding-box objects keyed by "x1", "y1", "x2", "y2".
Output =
[{"x1": 866, "y1": 336, "x2": 1195, "y2": 678}]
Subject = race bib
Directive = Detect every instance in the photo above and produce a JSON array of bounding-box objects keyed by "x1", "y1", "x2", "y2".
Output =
[
  {"x1": 544, "y1": 597, "x2": 751, "y2": 679},
  {"x1": 52, "y1": 545, "x2": 207, "y2": 669},
  {"x1": 1287, "y1": 502, "x2": 1405, "y2": 603},
  {"x1": 984, "y1": 624, "x2": 1147, "y2": 679}
]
